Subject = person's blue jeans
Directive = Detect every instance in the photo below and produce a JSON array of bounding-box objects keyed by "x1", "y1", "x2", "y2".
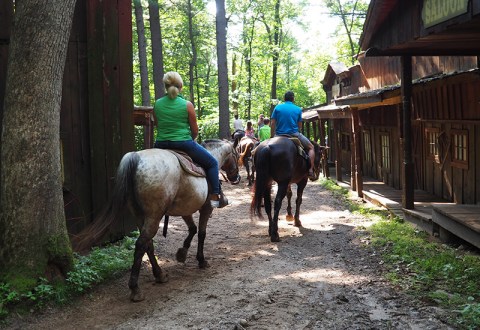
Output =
[{"x1": 154, "y1": 140, "x2": 220, "y2": 194}]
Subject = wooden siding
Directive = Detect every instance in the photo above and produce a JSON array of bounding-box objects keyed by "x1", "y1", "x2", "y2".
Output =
[
  {"x1": 412, "y1": 72, "x2": 480, "y2": 204},
  {"x1": 358, "y1": 55, "x2": 477, "y2": 91},
  {"x1": 85, "y1": 0, "x2": 135, "y2": 240},
  {"x1": 362, "y1": 0, "x2": 480, "y2": 55}
]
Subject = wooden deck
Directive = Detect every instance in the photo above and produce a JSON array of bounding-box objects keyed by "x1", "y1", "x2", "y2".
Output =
[
  {"x1": 432, "y1": 204, "x2": 480, "y2": 249},
  {"x1": 329, "y1": 170, "x2": 480, "y2": 250}
]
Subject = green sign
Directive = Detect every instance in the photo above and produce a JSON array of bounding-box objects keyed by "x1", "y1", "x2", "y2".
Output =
[{"x1": 422, "y1": 0, "x2": 469, "y2": 28}]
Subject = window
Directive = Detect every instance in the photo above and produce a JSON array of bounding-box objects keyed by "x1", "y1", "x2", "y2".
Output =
[
  {"x1": 451, "y1": 130, "x2": 468, "y2": 169},
  {"x1": 425, "y1": 128, "x2": 440, "y2": 163},
  {"x1": 380, "y1": 133, "x2": 391, "y2": 171},
  {"x1": 363, "y1": 130, "x2": 372, "y2": 164}
]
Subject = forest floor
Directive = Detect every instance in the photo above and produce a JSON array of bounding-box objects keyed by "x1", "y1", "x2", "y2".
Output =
[{"x1": 5, "y1": 169, "x2": 453, "y2": 329}]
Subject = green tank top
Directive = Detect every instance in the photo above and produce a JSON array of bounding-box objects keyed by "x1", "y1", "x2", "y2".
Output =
[{"x1": 154, "y1": 95, "x2": 192, "y2": 141}]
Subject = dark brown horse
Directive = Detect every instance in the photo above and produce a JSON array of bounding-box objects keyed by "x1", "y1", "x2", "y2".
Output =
[
  {"x1": 251, "y1": 136, "x2": 322, "y2": 242},
  {"x1": 237, "y1": 136, "x2": 258, "y2": 186}
]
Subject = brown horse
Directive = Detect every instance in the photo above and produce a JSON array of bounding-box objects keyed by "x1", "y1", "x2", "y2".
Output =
[
  {"x1": 251, "y1": 136, "x2": 322, "y2": 242},
  {"x1": 237, "y1": 136, "x2": 258, "y2": 186},
  {"x1": 74, "y1": 139, "x2": 240, "y2": 301}
]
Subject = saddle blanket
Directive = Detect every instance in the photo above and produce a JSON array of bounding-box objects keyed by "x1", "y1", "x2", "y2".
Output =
[{"x1": 164, "y1": 149, "x2": 206, "y2": 177}]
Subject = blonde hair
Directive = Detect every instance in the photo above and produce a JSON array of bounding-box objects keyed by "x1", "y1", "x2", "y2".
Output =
[{"x1": 163, "y1": 71, "x2": 183, "y2": 98}]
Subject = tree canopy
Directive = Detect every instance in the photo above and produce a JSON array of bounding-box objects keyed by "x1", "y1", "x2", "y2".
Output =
[{"x1": 132, "y1": 0, "x2": 369, "y2": 141}]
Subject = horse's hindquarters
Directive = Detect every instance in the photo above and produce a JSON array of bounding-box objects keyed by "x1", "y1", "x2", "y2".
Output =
[{"x1": 134, "y1": 149, "x2": 209, "y2": 216}]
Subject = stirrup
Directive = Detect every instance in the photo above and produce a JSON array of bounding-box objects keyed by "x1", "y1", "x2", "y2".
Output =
[{"x1": 210, "y1": 193, "x2": 229, "y2": 208}]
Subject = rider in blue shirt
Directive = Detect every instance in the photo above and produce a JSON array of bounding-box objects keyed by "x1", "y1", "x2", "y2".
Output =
[{"x1": 270, "y1": 91, "x2": 315, "y2": 180}]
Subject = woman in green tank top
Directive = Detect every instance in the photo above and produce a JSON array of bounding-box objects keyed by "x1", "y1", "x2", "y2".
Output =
[{"x1": 153, "y1": 71, "x2": 227, "y2": 208}]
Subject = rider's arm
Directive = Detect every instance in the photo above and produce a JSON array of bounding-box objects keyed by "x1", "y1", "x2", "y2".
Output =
[
  {"x1": 187, "y1": 101, "x2": 199, "y2": 140},
  {"x1": 297, "y1": 121, "x2": 303, "y2": 130}
]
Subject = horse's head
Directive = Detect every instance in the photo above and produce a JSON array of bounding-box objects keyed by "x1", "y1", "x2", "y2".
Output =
[
  {"x1": 222, "y1": 145, "x2": 241, "y2": 184},
  {"x1": 311, "y1": 140, "x2": 324, "y2": 181},
  {"x1": 203, "y1": 139, "x2": 241, "y2": 184}
]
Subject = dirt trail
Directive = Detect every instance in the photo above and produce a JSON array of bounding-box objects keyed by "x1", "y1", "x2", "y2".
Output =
[{"x1": 6, "y1": 171, "x2": 452, "y2": 329}]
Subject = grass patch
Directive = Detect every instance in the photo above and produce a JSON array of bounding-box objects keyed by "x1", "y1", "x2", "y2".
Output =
[
  {"x1": 319, "y1": 178, "x2": 480, "y2": 329},
  {"x1": 0, "y1": 231, "x2": 138, "y2": 322}
]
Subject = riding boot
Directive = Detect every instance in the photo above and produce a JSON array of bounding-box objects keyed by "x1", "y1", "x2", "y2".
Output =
[{"x1": 210, "y1": 189, "x2": 228, "y2": 208}]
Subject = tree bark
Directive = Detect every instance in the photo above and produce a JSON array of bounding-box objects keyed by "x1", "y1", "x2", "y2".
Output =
[
  {"x1": 187, "y1": 0, "x2": 197, "y2": 106},
  {"x1": 269, "y1": 0, "x2": 281, "y2": 115},
  {"x1": 0, "y1": 0, "x2": 76, "y2": 285},
  {"x1": 148, "y1": 0, "x2": 165, "y2": 100},
  {"x1": 216, "y1": 0, "x2": 230, "y2": 139},
  {"x1": 134, "y1": 0, "x2": 151, "y2": 106}
]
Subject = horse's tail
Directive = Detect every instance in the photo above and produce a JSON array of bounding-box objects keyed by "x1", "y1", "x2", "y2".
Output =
[
  {"x1": 238, "y1": 143, "x2": 252, "y2": 167},
  {"x1": 250, "y1": 145, "x2": 270, "y2": 218},
  {"x1": 72, "y1": 152, "x2": 141, "y2": 251}
]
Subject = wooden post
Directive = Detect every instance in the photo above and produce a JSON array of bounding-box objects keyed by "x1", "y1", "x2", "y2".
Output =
[
  {"x1": 351, "y1": 108, "x2": 363, "y2": 197},
  {"x1": 334, "y1": 120, "x2": 342, "y2": 182},
  {"x1": 350, "y1": 119, "x2": 356, "y2": 191},
  {"x1": 401, "y1": 55, "x2": 414, "y2": 209}
]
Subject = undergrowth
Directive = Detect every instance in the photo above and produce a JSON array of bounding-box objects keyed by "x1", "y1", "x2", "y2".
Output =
[
  {"x1": 0, "y1": 231, "x2": 138, "y2": 322},
  {"x1": 319, "y1": 178, "x2": 480, "y2": 330}
]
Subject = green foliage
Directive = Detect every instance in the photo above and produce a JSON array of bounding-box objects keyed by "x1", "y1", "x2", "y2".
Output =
[
  {"x1": 319, "y1": 177, "x2": 480, "y2": 329},
  {"x1": 0, "y1": 232, "x2": 138, "y2": 321},
  {"x1": 324, "y1": 0, "x2": 369, "y2": 65},
  {"x1": 198, "y1": 113, "x2": 221, "y2": 141}
]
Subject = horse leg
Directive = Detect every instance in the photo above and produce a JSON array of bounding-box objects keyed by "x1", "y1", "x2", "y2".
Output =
[
  {"x1": 176, "y1": 215, "x2": 197, "y2": 264},
  {"x1": 293, "y1": 179, "x2": 308, "y2": 227},
  {"x1": 196, "y1": 206, "x2": 213, "y2": 268},
  {"x1": 129, "y1": 216, "x2": 162, "y2": 302},
  {"x1": 285, "y1": 184, "x2": 294, "y2": 222},
  {"x1": 246, "y1": 161, "x2": 252, "y2": 186},
  {"x1": 146, "y1": 239, "x2": 168, "y2": 284},
  {"x1": 129, "y1": 233, "x2": 149, "y2": 302},
  {"x1": 271, "y1": 182, "x2": 289, "y2": 242},
  {"x1": 263, "y1": 184, "x2": 274, "y2": 238}
]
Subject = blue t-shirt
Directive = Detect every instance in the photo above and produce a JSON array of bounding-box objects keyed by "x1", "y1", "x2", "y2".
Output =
[{"x1": 271, "y1": 101, "x2": 302, "y2": 135}]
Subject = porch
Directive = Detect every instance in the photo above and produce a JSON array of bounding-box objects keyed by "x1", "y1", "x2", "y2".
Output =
[{"x1": 330, "y1": 168, "x2": 480, "y2": 250}]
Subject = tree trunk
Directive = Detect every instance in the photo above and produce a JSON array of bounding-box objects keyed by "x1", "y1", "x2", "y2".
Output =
[
  {"x1": 0, "y1": 0, "x2": 76, "y2": 286},
  {"x1": 269, "y1": 0, "x2": 281, "y2": 115},
  {"x1": 231, "y1": 53, "x2": 238, "y2": 117},
  {"x1": 148, "y1": 0, "x2": 165, "y2": 100},
  {"x1": 134, "y1": 0, "x2": 151, "y2": 106},
  {"x1": 216, "y1": 0, "x2": 230, "y2": 139},
  {"x1": 187, "y1": 0, "x2": 197, "y2": 106}
]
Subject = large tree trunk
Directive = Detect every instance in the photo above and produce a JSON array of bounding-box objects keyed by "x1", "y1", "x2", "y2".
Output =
[
  {"x1": 148, "y1": 0, "x2": 165, "y2": 100},
  {"x1": 216, "y1": 0, "x2": 230, "y2": 139},
  {"x1": 269, "y1": 0, "x2": 281, "y2": 115},
  {"x1": 187, "y1": 0, "x2": 197, "y2": 106},
  {"x1": 0, "y1": 0, "x2": 76, "y2": 285},
  {"x1": 134, "y1": 0, "x2": 151, "y2": 106}
]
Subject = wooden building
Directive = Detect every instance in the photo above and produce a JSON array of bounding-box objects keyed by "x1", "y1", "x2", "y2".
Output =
[
  {"x1": 0, "y1": 1, "x2": 135, "y2": 242},
  {"x1": 314, "y1": 0, "x2": 480, "y2": 247}
]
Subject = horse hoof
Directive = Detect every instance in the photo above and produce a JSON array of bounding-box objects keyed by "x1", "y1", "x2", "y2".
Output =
[
  {"x1": 130, "y1": 288, "x2": 145, "y2": 302},
  {"x1": 155, "y1": 272, "x2": 169, "y2": 284},
  {"x1": 270, "y1": 235, "x2": 280, "y2": 242},
  {"x1": 294, "y1": 220, "x2": 302, "y2": 227},
  {"x1": 176, "y1": 248, "x2": 188, "y2": 263},
  {"x1": 285, "y1": 215, "x2": 294, "y2": 222},
  {"x1": 199, "y1": 260, "x2": 210, "y2": 269}
]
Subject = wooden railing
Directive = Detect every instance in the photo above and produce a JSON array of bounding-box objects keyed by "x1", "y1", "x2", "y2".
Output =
[{"x1": 133, "y1": 105, "x2": 155, "y2": 149}]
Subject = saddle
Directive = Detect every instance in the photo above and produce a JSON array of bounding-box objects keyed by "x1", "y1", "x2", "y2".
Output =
[
  {"x1": 164, "y1": 150, "x2": 206, "y2": 177},
  {"x1": 279, "y1": 135, "x2": 309, "y2": 161}
]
